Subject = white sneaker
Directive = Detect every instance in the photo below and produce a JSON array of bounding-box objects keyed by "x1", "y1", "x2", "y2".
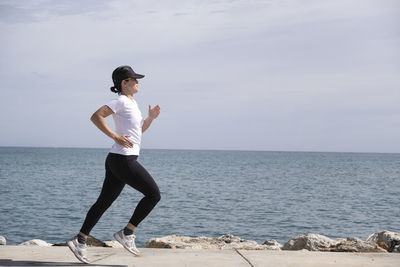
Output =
[
  {"x1": 113, "y1": 229, "x2": 140, "y2": 255},
  {"x1": 67, "y1": 236, "x2": 90, "y2": 264}
]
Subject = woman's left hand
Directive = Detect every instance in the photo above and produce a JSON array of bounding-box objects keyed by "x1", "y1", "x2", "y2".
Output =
[{"x1": 148, "y1": 105, "x2": 160, "y2": 120}]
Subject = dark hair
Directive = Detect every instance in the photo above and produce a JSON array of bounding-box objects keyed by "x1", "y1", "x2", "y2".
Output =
[{"x1": 110, "y1": 84, "x2": 121, "y2": 93}]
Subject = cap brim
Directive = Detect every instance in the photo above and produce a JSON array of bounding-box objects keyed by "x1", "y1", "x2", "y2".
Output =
[{"x1": 132, "y1": 73, "x2": 145, "y2": 79}]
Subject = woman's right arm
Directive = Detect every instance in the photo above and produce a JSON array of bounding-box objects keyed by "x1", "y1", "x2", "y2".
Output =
[{"x1": 90, "y1": 105, "x2": 133, "y2": 148}]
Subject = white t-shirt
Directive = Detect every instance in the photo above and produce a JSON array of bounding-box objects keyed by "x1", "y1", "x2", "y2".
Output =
[{"x1": 106, "y1": 95, "x2": 143, "y2": 155}]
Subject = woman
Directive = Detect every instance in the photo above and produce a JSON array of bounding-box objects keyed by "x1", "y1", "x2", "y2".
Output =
[{"x1": 67, "y1": 65, "x2": 161, "y2": 264}]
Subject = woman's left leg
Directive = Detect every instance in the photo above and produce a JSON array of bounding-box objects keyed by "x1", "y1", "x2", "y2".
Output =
[
  {"x1": 126, "y1": 160, "x2": 161, "y2": 227},
  {"x1": 107, "y1": 156, "x2": 161, "y2": 228},
  {"x1": 109, "y1": 156, "x2": 161, "y2": 255}
]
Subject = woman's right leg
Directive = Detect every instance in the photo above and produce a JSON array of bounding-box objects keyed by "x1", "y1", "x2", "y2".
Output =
[
  {"x1": 79, "y1": 157, "x2": 125, "y2": 236},
  {"x1": 68, "y1": 155, "x2": 125, "y2": 263}
]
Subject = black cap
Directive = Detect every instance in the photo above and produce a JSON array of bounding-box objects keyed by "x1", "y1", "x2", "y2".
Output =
[{"x1": 112, "y1": 65, "x2": 145, "y2": 86}]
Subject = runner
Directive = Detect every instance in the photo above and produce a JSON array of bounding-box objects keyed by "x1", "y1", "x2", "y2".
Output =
[{"x1": 67, "y1": 65, "x2": 161, "y2": 264}]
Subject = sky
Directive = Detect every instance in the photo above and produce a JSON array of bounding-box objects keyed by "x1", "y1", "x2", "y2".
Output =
[{"x1": 0, "y1": 0, "x2": 399, "y2": 153}]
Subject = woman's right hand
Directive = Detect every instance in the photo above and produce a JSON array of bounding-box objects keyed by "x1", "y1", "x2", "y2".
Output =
[{"x1": 113, "y1": 135, "x2": 133, "y2": 148}]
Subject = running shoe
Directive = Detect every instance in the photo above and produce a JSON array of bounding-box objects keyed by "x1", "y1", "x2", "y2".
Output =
[
  {"x1": 67, "y1": 236, "x2": 90, "y2": 264},
  {"x1": 113, "y1": 229, "x2": 140, "y2": 255}
]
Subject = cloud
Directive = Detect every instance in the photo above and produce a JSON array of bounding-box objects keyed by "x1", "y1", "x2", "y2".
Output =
[
  {"x1": 0, "y1": 0, "x2": 110, "y2": 23},
  {"x1": 0, "y1": 0, "x2": 399, "y2": 152}
]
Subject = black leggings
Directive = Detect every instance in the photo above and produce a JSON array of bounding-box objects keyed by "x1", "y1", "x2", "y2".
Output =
[{"x1": 80, "y1": 153, "x2": 161, "y2": 235}]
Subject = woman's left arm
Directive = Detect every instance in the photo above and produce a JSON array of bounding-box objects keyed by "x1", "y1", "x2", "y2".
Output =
[{"x1": 142, "y1": 104, "x2": 160, "y2": 133}]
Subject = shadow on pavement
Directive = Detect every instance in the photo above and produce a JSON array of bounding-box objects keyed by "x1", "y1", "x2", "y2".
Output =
[{"x1": 0, "y1": 259, "x2": 127, "y2": 267}]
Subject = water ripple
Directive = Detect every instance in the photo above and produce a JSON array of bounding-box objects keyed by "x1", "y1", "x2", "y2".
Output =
[{"x1": 1, "y1": 147, "x2": 399, "y2": 247}]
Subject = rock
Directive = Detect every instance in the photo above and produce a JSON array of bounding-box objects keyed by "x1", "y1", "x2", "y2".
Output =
[
  {"x1": 283, "y1": 234, "x2": 387, "y2": 253},
  {"x1": 86, "y1": 235, "x2": 108, "y2": 247},
  {"x1": 321, "y1": 237, "x2": 387, "y2": 253},
  {"x1": 145, "y1": 235, "x2": 199, "y2": 249},
  {"x1": 366, "y1": 230, "x2": 400, "y2": 253},
  {"x1": 215, "y1": 235, "x2": 279, "y2": 250},
  {"x1": 334, "y1": 238, "x2": 347, "y2": 243},
  {"x1": 145, "y1": 234, "x2": 279, "y2": 250},
  {"x1": 104, "y1": 240, "x2": 123, "y2": 248},
  {"x1": 19, "y1": 239, "x2": 53, "y2": 247},
  {"x1": 283, "y1": 234, "x2": 338, "y2": 251},
  {"x1": 262, "y1": 239, "x2": 283, "y2": 250},
  {"x1": 377, "y1": 242, "x2": 389, "y2": 250},
  {"x1": 52, "y1": 242, "x2": 67, "y2": 246},
  {"x1": 0, "y1": 236, "x2": 6, "y2": 245}
]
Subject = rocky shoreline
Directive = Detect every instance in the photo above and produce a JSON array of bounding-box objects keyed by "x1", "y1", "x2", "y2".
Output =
[{"x1": 1, "y1": 230, "x2": 399, "y2": 253}]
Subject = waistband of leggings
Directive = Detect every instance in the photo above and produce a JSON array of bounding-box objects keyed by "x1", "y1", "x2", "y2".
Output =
[{"x1": 107, "y1": 152, "x2": 138, "y2": 160}]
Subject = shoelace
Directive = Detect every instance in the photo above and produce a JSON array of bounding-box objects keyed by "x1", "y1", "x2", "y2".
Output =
[
  {"x1": 77, "y1": 242, "x2": 87, "y2": 251},
  {"x1": 125, "y1": 235, "x2": 135, "y2": 248}
]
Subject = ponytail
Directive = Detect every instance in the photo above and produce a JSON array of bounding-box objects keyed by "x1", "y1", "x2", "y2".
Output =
[{"x1": 110, "y1": 85, "x2": 121, "y2": 93}]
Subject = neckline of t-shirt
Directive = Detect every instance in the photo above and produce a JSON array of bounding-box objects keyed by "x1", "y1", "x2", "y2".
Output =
[{"x1": 119, "y1": 94, "x2": 136, "y2": 102}]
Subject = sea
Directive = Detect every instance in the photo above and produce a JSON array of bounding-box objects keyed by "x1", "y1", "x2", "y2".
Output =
[{"x1": 0, "y1": 147, "x2": 399, "y2": 247}]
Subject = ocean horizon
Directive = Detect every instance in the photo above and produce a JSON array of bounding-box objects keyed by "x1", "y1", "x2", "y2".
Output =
[
  {"x1": 1, "y1": 146, "x2": 399, "y2": 247},
  {"x1": 2, "y1": 145, "x2": 400, "y2": 154}
]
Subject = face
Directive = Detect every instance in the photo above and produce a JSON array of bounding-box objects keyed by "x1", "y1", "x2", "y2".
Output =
[{"x1": 121, "y1": 78, "x2": 139, "y2": 95}]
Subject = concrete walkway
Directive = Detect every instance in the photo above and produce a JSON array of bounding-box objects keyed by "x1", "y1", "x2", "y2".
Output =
[{"x1": 1, "y1": 246, "x2": 400, "y2": 267}]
